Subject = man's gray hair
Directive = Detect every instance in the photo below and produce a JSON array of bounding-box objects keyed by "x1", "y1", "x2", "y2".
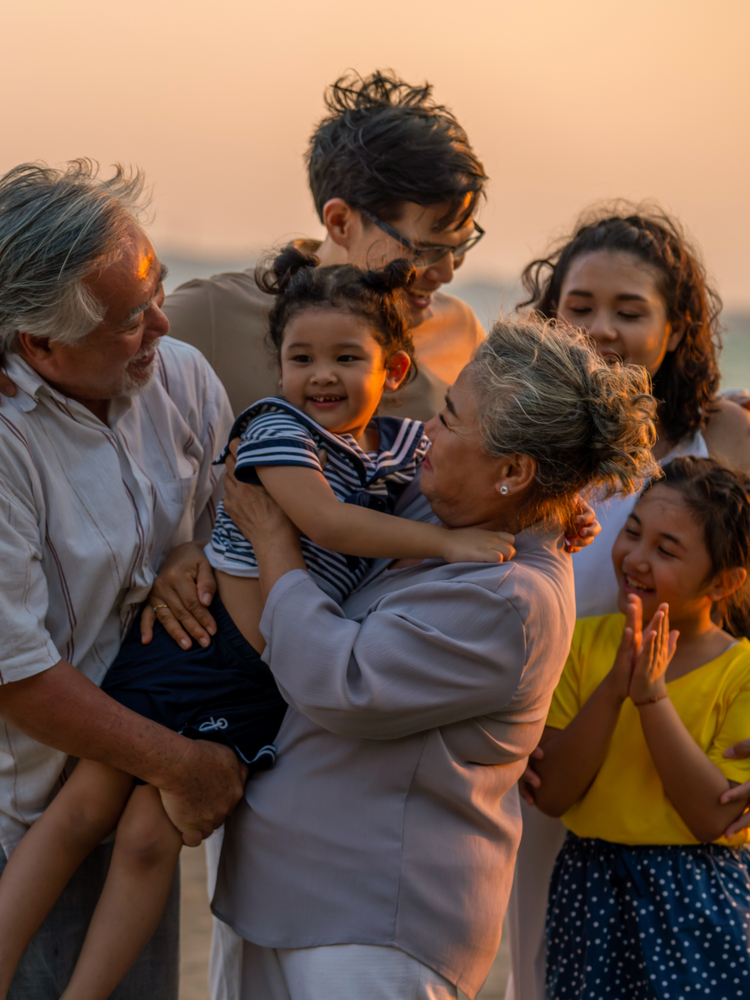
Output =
[{"x1": 0, "y1": 160, "x2": 150, "y2": 352}]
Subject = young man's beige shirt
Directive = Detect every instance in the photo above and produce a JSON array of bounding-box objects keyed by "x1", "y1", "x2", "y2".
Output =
[{"x1": 164, "y1": 262, "x2": 485, "y2": 421}]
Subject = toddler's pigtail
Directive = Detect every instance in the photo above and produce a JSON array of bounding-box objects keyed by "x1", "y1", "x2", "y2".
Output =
[
  {"x1": 256, "y1": 246, "x2": 319, "y2": 295},
  {"x1": 363, "y1": 258, "x2": 416, "y2": 293}
]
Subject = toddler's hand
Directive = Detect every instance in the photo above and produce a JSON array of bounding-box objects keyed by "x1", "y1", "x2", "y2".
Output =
[
  {"x1": 442, "y1": 527, "x2": 515, "y2": 564},
  {"x1": 564, "y1": 499, "x2": 601, "y2": 553},
  {"x1": 628, "y1": 602, "x2": 679, "y2": 704}
]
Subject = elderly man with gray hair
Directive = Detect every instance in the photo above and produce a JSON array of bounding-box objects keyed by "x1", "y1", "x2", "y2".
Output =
[{"x1": 0, "y1": 160, "x2": 243, "y2": 998}]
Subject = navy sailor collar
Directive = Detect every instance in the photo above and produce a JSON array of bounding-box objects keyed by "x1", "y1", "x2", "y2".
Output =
[{"x1": 216, "y1": 396, "x2": 426, "y2": 487}]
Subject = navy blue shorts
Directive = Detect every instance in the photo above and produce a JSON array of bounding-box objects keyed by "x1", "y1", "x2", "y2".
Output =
[
  {"x1": 546, "y1": 832, "x2": 750, "y2": 999},
  {"x1": 102, "y1": 596, "x2": 287, "y2": 771}
]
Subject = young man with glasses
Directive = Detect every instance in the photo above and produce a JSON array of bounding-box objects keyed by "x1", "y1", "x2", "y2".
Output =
[
  {"x1": 156, "y1": 70, "x2": 489, "y2": 1000},
  {"x1": 163, "y1": 70, "x2": 489, "y2": 421}
]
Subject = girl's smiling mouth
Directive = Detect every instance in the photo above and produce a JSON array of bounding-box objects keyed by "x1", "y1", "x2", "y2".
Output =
[
  {"x1": 308, "y1": 395, "x2": 345, "y2": 407},
  {"x1": 622, "y1": 573, "x2": 655, "y2": 596}
]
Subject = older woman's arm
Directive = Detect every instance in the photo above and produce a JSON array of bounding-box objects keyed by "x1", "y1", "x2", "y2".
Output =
[
  {"x1": 225, "y1": 459, "x2": 531, "y2": 741},
  {"x1": 260, "y1": 571, "x2": 527, "y2": 740},
  {"x1": 263, "y1": 571, "x2": 526, "y2": 740}
]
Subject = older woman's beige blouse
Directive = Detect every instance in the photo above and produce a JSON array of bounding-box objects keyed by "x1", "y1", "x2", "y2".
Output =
[{"x1": 213, "y1": 493, "x2": 575, "y2": 999}]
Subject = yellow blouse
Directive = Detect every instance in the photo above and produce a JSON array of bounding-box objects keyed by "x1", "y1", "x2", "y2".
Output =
[{"x1": 547, "y1": 614, "x2": 750, "y2": 847}]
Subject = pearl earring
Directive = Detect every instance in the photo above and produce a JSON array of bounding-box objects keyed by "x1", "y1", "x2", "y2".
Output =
[{"x1": 500, "y1": 486, "x2": 509, "y2": 495}]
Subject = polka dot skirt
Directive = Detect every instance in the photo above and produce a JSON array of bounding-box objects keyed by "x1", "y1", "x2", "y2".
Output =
[{"x1": 545, "y1": 833, "x2": 750, "y2": 999}]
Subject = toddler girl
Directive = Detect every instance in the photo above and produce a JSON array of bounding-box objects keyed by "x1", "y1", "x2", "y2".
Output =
[
  {"x1": 0, "y1": 249, "x2": 513, "y2": 1000},
  {"x1": 534, "y1": 457, "x2": 750, "y2": 998}
]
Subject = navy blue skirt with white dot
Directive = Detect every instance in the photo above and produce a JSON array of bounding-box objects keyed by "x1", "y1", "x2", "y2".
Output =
[{"x1": 545, "y1": 832, "x2": 750, "y2": 999}]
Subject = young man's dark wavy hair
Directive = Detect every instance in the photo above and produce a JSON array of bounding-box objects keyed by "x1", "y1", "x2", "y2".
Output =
[
  {"x1": 520, "y1": 204, "x2": 723, "y2": 446},
  {"x1": 306, "y1": 70, "x2": 488, "y2": 230}
]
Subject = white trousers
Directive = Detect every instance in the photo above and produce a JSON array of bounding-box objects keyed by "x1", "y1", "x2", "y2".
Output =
[
  {"x1": 503, "y1": 801, "x2": 566, "y2": 1000},
  {"x1": 205, "y1": 827, "x2": 243, "y2": 1000},
  {"x1": 238, "y1": 942, "x2": 458, "y2": 1000},
  {"x1": 205, "y1": 833, "x2": 456, "y2": 1000}
]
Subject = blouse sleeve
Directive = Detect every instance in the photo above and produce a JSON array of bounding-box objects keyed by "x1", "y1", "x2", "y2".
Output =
[
  {"x1": 259, "y1": 569, "x2": 528, "y2": 740},
  {"x1": 707, "y1": 676, "x2": 750, "y2": 785}
]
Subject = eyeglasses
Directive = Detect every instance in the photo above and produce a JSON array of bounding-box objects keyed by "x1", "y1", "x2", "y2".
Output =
[{"x1": 359, "y1": 208, "x2": 485, "y2": 267}]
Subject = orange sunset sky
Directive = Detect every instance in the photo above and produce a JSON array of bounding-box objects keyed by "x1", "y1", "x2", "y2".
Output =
[{"x1": 3, "y1": 0, "x2": 749, "y2": 306}]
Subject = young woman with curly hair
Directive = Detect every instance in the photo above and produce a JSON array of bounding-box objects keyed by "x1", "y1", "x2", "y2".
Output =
[{"x1": 506, "y1": 204, "x2": 750, "y2": 1000}]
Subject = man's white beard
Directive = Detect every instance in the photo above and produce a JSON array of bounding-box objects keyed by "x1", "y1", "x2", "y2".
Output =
[{"x1": 116, "y1": 348, "x2": 159, "y2": 397}]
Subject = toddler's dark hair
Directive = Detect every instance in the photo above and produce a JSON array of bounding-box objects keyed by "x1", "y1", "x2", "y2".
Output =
[
  {"x1": 649, "y1": 456, "x2": 750, "y2": 638},
  {"x1": 520, "y1": 203, "x2": 722, "y2": 447},
  {"x1": 256, "y1": 245, "x2": 418, "y2": 382}
]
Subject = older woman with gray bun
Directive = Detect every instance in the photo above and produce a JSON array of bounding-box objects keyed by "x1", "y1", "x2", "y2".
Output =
[{"x1": 210, "y1": 316, "x2": 658, "y2": 1000}]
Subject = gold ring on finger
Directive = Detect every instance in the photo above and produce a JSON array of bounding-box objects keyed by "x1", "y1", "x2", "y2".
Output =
[{"x1": 152, "y1": 604, "x2": 169, "y2": 612}]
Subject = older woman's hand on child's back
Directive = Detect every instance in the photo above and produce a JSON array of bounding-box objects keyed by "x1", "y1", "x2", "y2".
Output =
[{"x1": 721, "y1": 738, "x2": 750, "y2": 837}]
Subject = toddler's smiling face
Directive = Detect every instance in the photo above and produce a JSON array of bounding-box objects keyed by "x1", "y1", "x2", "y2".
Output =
[{"x1": 279, "y1": 307, "x2": 409, "y2": 446}]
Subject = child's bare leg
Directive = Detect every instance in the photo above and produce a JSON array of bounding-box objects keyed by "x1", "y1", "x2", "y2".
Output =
[
  {"x1": 0, "y1": 760, "x2": 133, "y2": 1000},
  {"x1": 60, "y1": 783, "x2": 183, "y2": 1000}
]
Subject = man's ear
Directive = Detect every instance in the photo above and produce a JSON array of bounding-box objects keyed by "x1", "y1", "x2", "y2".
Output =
[
  {"x1": 322, "y1": 199, "x2": 362, "y2": 251},
  {"x1": 494, "y1": 453, "x2": 537, "y2": 497},
  {"x1": 665, "y1": 320, "x2": 686, "y2": 354},
  {"x1": 16, "y1": 332, "x2": 53, "y2": 364},
  {"x1": 383, "y1": 351, "x2": 411, "y2": 391},
  {"x1": 708, "y1": 566, "x2": 748, "y2": 603}
]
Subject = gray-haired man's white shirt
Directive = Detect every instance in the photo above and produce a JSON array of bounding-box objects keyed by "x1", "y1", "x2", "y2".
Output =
[{"x1": 0, "y1": 337, "x2": 232, "y2": 855}]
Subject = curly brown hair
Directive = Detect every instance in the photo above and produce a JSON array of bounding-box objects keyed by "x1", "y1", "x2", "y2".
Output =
[
  {"x1": 519, "y1": 204, "x2": 722, "y2": 446},
  {"x1": 255, "y1": 245, "x2": 418, "y2": 381}
]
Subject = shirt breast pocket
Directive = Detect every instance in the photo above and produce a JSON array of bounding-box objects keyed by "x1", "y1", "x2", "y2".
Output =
[{"x1": 153, "y1": 474, "x2": 199, "y2": 542}]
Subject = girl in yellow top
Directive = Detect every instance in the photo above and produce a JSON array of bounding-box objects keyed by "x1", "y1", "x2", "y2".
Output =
[{"x1": 534, "y1": 456, "x2": 750, "y2": 999}]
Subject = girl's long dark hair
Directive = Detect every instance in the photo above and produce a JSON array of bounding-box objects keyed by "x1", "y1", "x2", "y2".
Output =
[{"x1": 520, "y1": 205, "x2": 722, "y2": 446}]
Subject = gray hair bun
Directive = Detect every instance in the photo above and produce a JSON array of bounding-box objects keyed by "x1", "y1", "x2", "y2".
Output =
[{"x1": 470, "y1": 315, "x2": 659, "y2": 529}]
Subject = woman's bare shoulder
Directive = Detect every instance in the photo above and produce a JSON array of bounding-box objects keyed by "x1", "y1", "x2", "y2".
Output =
[{"x1": 704, "y1": 396, "x2": 750, "y2": 473}]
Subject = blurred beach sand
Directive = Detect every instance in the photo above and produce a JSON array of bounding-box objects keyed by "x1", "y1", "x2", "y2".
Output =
[{"x1": 178, "y1": 844, "x2": 510, "y2": 1000}]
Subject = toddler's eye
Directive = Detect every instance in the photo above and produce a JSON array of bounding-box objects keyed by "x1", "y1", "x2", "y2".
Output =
[
  {"x1": 337, "y1": 354, "x2": 359, "y2": 363},
  {"x1": 290, "y1": 353, "x2": 312, "y2": 363}
]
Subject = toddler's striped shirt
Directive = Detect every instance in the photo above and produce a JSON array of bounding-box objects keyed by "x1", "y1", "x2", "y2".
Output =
[{"x1": 206, "y1": 397, "x2": 430, "y2": 602}]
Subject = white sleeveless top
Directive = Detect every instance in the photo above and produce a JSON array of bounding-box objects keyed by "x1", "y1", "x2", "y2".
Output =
[{"x1": 574, "y1": 431, "x2": 710, "y2": 618}]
